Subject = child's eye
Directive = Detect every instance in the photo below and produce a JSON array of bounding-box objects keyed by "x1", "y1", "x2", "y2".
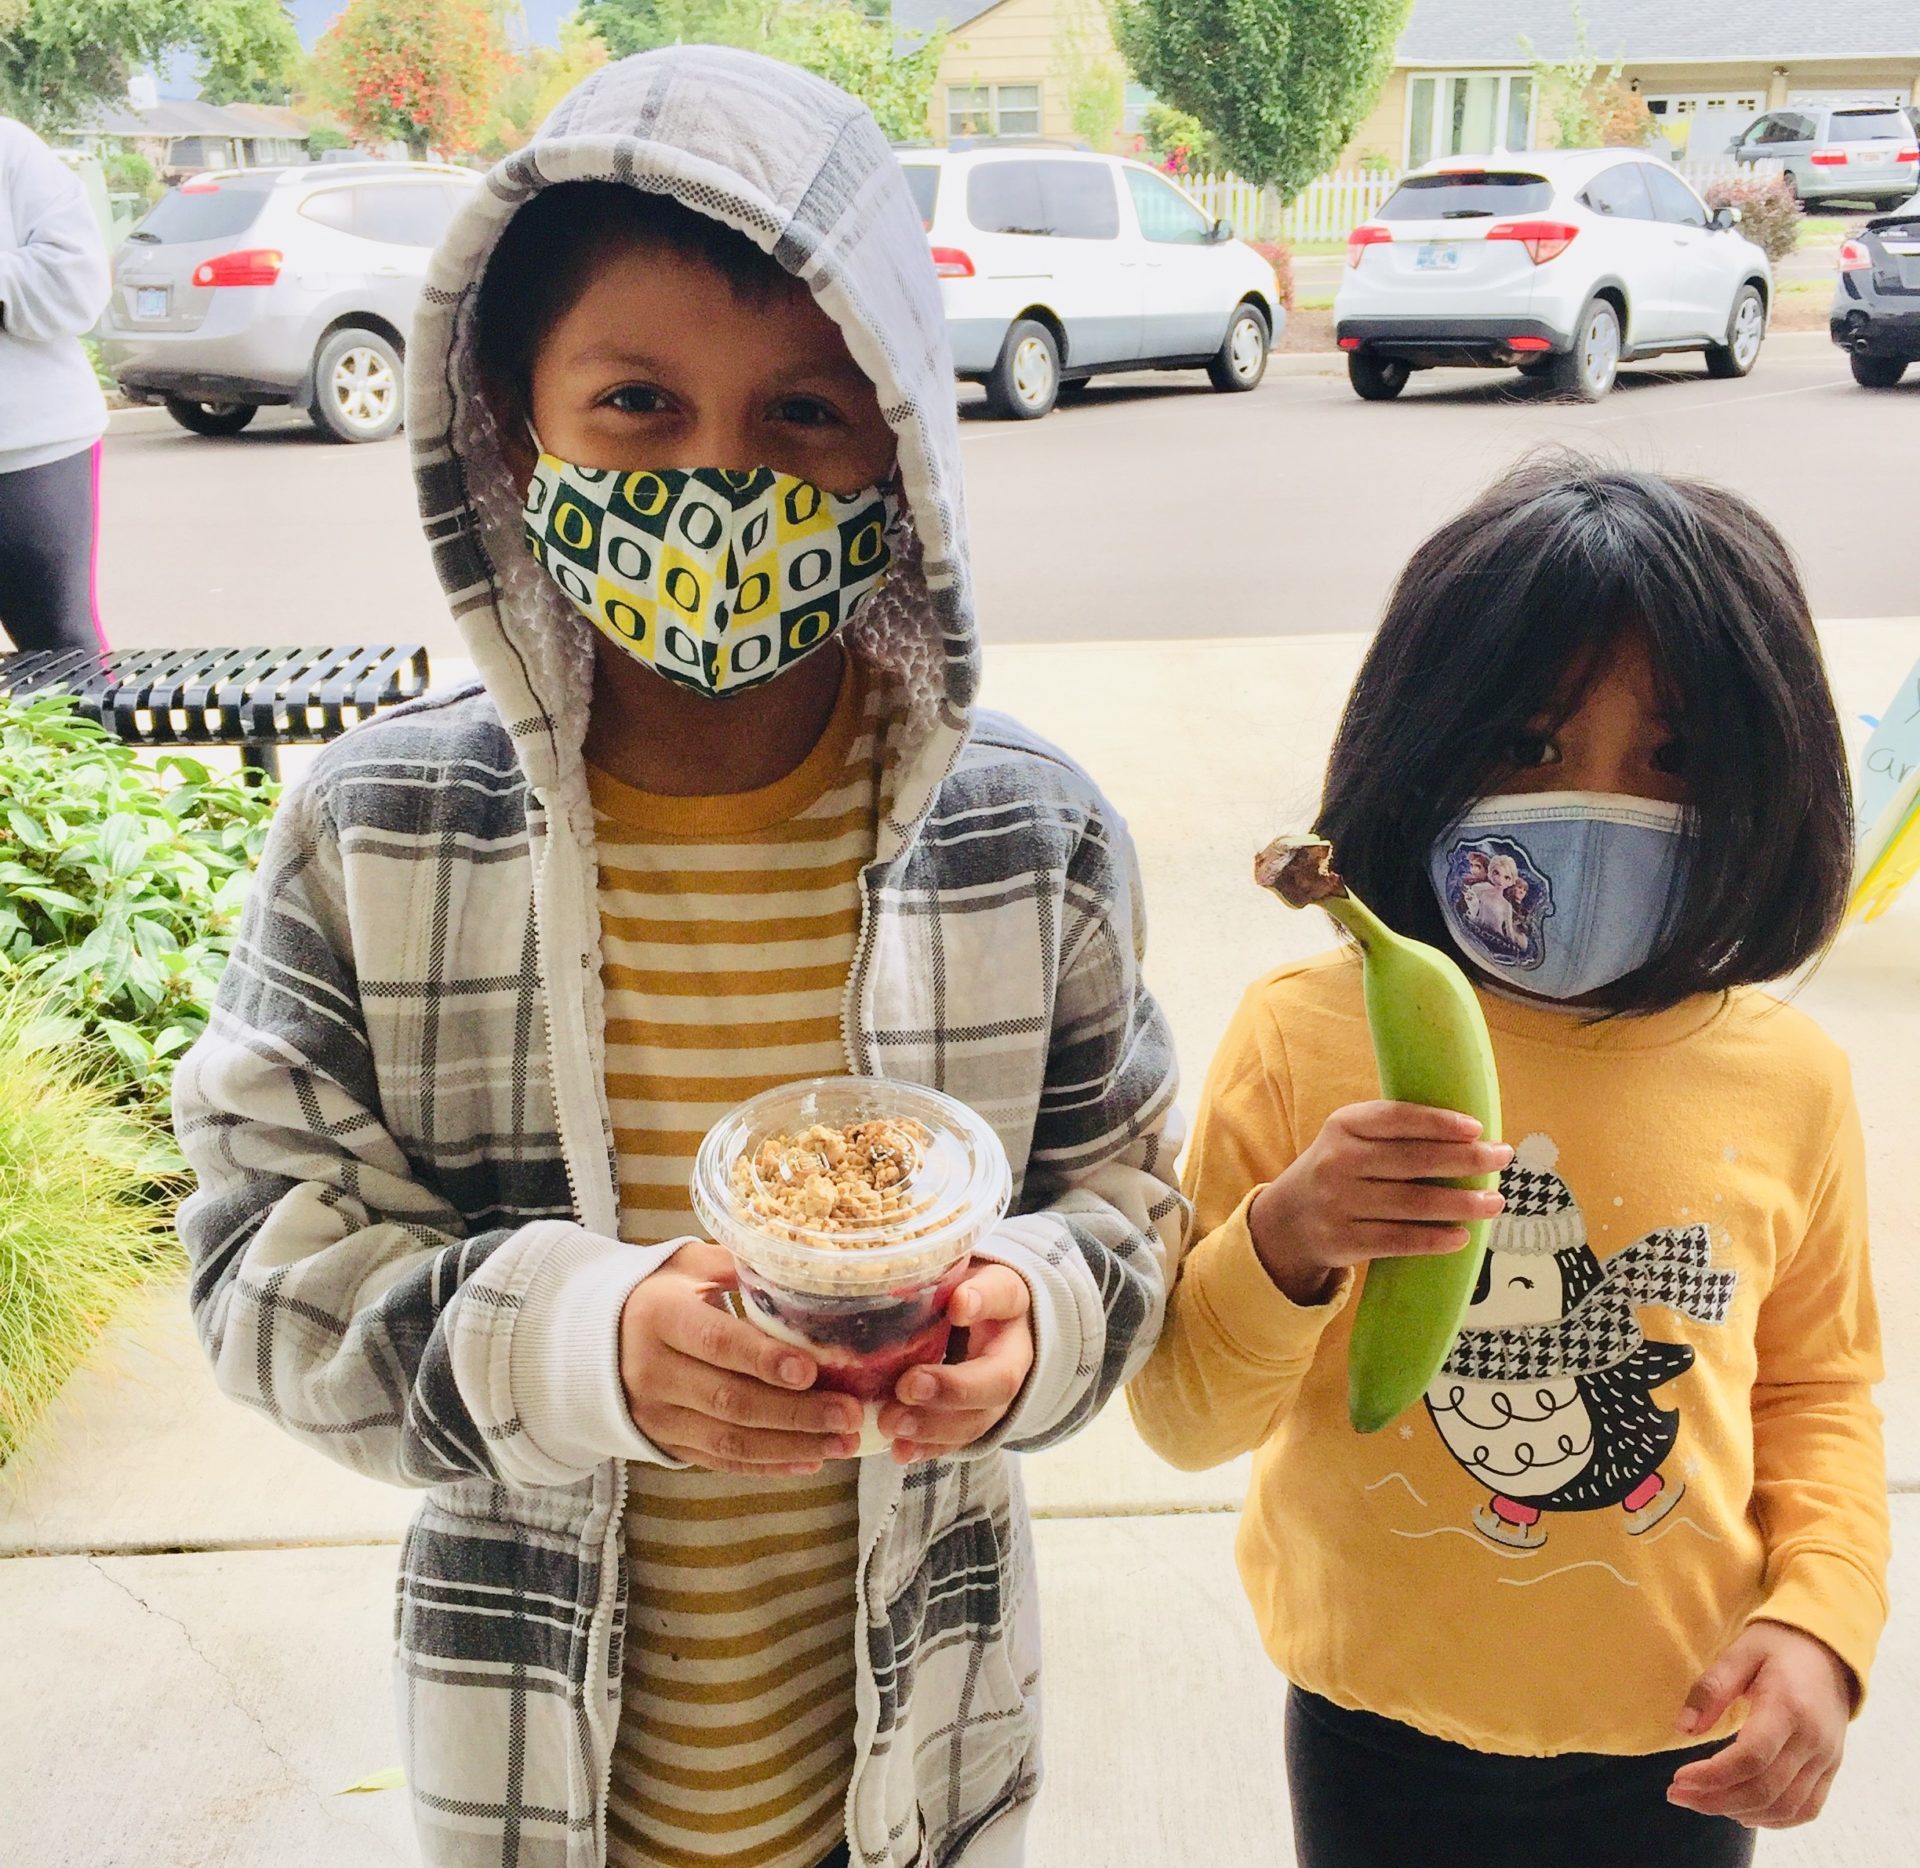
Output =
[
  {"x1": 1506, "y1": 733, "x2": 1560, "y2": 768},
  {"x1": 602, "y1": 384, "x2": 669, "y2": 415},
  {"x1": 1651, "y1": 739, "x2": 1688, "y2": 775},
  {"x1": 772, "y1": 396, "x2": 842, "y2": 428}
]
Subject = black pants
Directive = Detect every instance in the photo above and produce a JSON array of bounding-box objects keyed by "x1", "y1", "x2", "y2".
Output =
[
  {"x1": 1286, "y1": 1688, "x2": 1757, "y2": 1868},
  {"x1": 0, "y1": 443, "x2": 106, "y2": 653},
  {"x1": 813, "y1": 1845, "x2": 850, "y2": 1868}
]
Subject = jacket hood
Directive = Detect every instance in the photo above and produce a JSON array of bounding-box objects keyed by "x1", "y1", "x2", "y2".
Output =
[{"x1": 408, "y1": 46, "x2": 974, "y2": 835}]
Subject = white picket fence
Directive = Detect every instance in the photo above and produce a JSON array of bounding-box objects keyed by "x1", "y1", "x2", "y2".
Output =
[{"x1": 1183, "y1": 156, "x2": 1778, "y2": 245}]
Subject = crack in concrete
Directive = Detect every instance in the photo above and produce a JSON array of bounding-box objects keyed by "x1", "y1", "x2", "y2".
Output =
[{"x1": 83, "y1": 1555, "x2": 402, "y2": 1854}]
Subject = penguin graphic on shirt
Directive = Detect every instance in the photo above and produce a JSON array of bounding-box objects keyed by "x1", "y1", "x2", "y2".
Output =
[{"x1": 1424, "y1": 1134, "x2": 1738, "y2": 1551}]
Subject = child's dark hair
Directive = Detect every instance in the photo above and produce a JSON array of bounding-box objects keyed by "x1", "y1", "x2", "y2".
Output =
[
  {"x1": 473, "y1": 182, "x2": 791, "y2": 422},
  {"x1": 1317, "y1": 457, "x2": 1853, "y2": 1013}
]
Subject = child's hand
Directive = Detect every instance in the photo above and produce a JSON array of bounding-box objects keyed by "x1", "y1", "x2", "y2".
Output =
[
  {"x1": 876, "y1": 1262, "x2": 1034, "y2": 1464},
  {"x1": 618, "y1": 1241, "x2": 864, "y2": 1475},
  {"x1": 1248, "y1": 1102, "x2": 1511, "y2": 1305},
  {"x1": 1668, "y1": 1621, "x2": 1854, "y2": 1828}
]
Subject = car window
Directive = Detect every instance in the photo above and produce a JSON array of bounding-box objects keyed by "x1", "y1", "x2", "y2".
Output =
[
  {"x1": 131, "y1": 181, "x2": 270, "y2": 243},
  {"x1": 1643, "y1": 164, "x2": 1708, "y2": 228},
  {"x1": 298, "y1": 189, "x2": 357, "y2": 233},
  {"x1": 350, "y1": 182, "x2": 462, "y2": 247},
  {"x1": 1759, "y1": 114, "x2": 1811, "y2": 145},
  {"x1": 1830, "y1": 110, "x2": 1912, "y2": 143},
  {"x1": 1377, "y1": 172, "x2": 1553, "y2": 219},
  {"x1": 1125, "y1": 168, "x2": 1213, "y2": 244},
  {"x1": 1739, "y1": 116, "x2": 1776, "y2": 146},
  {"x1": 1581, "y1": 163, "x2": 1655, "y2": 221},
  {"x1": 902, "y1": 164, "x2": 940, "y2": 230},
  {"x1": 966, "y1": 160, "x2": 1118, "y2": 239}
]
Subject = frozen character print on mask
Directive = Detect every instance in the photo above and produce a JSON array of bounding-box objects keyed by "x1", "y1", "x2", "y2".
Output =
[
  {"x1": 1424, "y1": 1135, "x2": 1737, "y2": 1551},
  {"x1": 1448, "y1": 838, "x2": 1549, "y2": 967}
]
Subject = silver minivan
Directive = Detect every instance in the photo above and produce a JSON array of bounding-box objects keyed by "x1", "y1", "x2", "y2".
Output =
[
  {"x1": 99, "y1": 162, "x2": 478, "y2": 441},
  {"x1": 1730, "y1": 105, "x2": 1919, "y2": 210}
]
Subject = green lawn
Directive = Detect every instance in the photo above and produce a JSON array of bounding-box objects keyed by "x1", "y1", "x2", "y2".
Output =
[{"x1": 1798, "y1": 216, "x2": 1851, "y2": 246}]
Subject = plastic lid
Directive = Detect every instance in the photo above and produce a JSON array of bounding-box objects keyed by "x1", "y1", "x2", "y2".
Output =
[{"x1": 691, "y1": 1077, "x2": 1012, "y2": 1295}]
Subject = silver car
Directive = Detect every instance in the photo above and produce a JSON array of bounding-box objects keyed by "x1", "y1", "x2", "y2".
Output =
[
  {"x1": 99, "y1": 162, "x2": 478, "y2": 442},
  {"x1": 1730, "y1": 104, "x2": 1919, "y2": 211}
]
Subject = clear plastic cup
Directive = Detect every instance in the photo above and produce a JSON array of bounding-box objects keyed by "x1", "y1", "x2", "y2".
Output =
[{"x1": 691, "y1": 1077, "x2": 1013, "y2": 1455}]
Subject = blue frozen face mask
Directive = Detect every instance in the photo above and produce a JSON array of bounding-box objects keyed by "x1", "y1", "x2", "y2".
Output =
[{"x1": 1428, "y1": 792, "x2": 1691, "y2": 1001}]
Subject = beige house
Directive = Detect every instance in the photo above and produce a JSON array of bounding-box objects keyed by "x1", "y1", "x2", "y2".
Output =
[
  {"x1": 1345, "y1": 1, "x2": 1920, "y2": 171},
  {"x1": 895, "y1": 0, "x2": 1142, "y2": 147}
]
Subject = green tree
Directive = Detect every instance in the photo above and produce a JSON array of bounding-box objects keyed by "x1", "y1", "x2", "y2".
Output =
[
  {"x1": 0, "y1": 0, "x2": 298, "y2": 131},
  {"x1": 193, "y1": 0, "x2": 300, "y2": 103},
  {"x1": 1114, "y1": 0, "x2": 1410, "y2": 192},
  {"x1": 1057, "y1": 0, "x2": 1124, "y2": 151},
  {"x1": 1521, "y1": 3, "x2": 1648, "y2": 150},
  {"x1": 1141, "y1": 99, "x2": 1219, "y2": 174},
  {"x1": 576, "y1": 0, "x2": 943, "y2": 141}
]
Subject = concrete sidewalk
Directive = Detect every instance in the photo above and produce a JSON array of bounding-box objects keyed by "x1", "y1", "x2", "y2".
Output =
[{"x1": 2, "y1": 625, "x2": 1915, "y2": 1864}]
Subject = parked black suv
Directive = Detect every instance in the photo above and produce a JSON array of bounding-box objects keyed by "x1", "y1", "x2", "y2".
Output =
[{"x1": 1831, "y1": 194, "x2": 1920, "y2": 387}]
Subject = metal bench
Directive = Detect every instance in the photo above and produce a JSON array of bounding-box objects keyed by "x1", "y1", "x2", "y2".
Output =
[{"x1": 0, "y1": 644, "x2": 431, "y2": 781}]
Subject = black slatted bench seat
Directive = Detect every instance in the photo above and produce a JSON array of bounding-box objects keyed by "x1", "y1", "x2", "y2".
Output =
[{"x1": 0, "y1": 644, "x2": 431, "y2": 781}]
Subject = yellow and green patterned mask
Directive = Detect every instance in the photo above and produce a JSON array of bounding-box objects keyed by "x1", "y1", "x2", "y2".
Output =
[{"x1": 522, "y1": 458, "x2": 899, "y2": 699}]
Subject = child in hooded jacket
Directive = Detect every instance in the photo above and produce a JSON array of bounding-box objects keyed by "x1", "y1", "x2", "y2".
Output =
[
  {"x1": 1130, "y1": 461, "x2": 1888, "y2": 1868},
  {"x1": 174, "y1": 49, "x2": 1182, "y2": 1868}
]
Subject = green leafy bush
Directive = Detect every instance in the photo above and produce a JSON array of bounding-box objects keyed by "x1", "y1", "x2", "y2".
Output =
[
  {"x1": 0, "y1": 988, "x2": 177, "y2": 1463},
  {"x1": 0, "y1": 697, "x2": 277, "y2": 1133},
  {"x1": 1703, "y1": 175, "x2": 1799, "y2": 264}
]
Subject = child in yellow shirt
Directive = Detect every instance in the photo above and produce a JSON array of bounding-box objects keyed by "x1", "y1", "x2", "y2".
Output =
[{"x1": 1130, "y1": 460, "x2": 1888, "y2": 1868}]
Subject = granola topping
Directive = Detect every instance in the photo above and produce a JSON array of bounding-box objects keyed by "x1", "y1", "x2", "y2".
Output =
[{"x1": 730, "y1": 1117, "x2": 938, "y2": 1245}]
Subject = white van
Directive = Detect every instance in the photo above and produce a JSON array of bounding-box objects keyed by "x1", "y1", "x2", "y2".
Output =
[{"x1": 897, "y1": 144, "x2": 1285, "y2": 418}]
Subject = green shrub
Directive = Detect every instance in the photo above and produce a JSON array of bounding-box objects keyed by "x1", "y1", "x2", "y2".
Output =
[
  {"x1": 0, "y1": 988, "x2": 177, "y2": 1463},
  {"x1": 305, "y1": 123, "x2": 353, "y2": 156},
  {"x1": 0, "y1": 697, "x2": 277, "y2": 1138},
  {"x1": 102, "y1": 148, "x2": 156, "y2": 200},
  {"x1": 1704, "y1": 175, "x2": 1799, "y2": 264}
]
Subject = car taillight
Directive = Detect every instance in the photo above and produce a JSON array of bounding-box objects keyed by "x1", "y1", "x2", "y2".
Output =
[
  {"x1": 1899, "y1": 147, "x2": 1920, "y2": 163},
  {"x1": 192, "y1": 248, "x2": 283, "y2": 288},
  {"x1": 179, "y1": 177, "x2": 221, "y2": 194},
  {"x1": 1509, "y1": 336, "x2": 1553, "y2": 351},
  {"x1": 929, "y1": 246, "x2": 974, "y2": 279},
  {"x1": 1487, "y1": 220, "x2": 1580, "y2": 265},
  {"x1": 1838, "y1": 239, "x2": 1873, "y2": 272},
  {"x1": 1810, "y1": 149, "x2": 1849, "y2": 167},
  {"x1": 1346, "y1": 223, "x2": 1392, "y2": 268}
]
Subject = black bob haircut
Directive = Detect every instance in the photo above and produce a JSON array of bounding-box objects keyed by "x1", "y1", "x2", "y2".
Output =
[
  {"x1": 1316, "y1": 456, "x2": 1853, "y2": 1015},
  {"x1": 473, "y1": 182, "x2": 794, "y2": 423}
]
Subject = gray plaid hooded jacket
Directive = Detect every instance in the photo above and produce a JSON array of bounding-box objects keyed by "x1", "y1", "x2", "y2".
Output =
[{"x1": 172, "y1": 47, "x2": 1184, "y2": 1868}]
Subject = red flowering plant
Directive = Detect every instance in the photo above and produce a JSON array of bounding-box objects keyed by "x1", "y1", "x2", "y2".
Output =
[{"x1": 313, "y1": 0, "x2": 510, "y2": 160}]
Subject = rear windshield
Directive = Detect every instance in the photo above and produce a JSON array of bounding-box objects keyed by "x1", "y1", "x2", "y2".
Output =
[
  {"x1": 129, "y1": 181, "x2": 270, "y2": 243},
  {"x1": 1378, "y1": 172, "x2": 1552, "y2": 220},
  {"x1": 901, "y1": 164, "x2": 939, "y2": 229},
  {"x1": 1830, "y1": 110, "x2": 1912, "y2": 143}
]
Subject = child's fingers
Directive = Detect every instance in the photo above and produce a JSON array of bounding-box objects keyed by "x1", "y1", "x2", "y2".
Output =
[
  {"x1": 648, "y1": 1402, "x2": 857, "y2": 1475},
  {"x1": 946, "y1": 1263, "x2": 1031, "y2": 1329},
  {"x1": 655, "y1": 1349, "x2": 862, "y2": 1436},
  {"x1": 1350, "y1": 1220, "x2": 1474, "y2": 1259},
  {"x1": 1678, "y1": 1635, "x2": 1766, "y2": 1735},
  {"x1": 1338, "y1": 1101, "x2": 1502, "y2": 1145},
  {"x1": 892, "y1": 1327, "x2": 1030, "y2": 1416},
  {"x1": 1756, "y1": 1757, "x2": 1833, "y2": 1830},
  {"x1": 1346, "y1": 1137, "x2": 1514, "y2": 1183},
  {"x1": 1353, "y1": 1182, "x2": 1505, "y2": 1226},
  {"x1": 1668, "y1": 1706, "x2": 1794, "y2": 1811},
  {"x1": 656, "y1": 1286, "x2": 820, "y2": 1391}
]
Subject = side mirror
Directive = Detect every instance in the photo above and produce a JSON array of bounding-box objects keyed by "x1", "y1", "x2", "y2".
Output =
[
  {"x1": 1728, "y1": 136, "x2": 1744, "y2": 154},
  {"x1": 1209, "y1": 216, "x2": 1232, "y2": 243},
  {"x1": 1710, "y1": 205, "x2": 1741, "y2": 231}
]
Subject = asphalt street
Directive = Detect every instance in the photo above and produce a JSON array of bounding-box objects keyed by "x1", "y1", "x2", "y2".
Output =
[{"x1": 92, "y1": 336, "x2": 1914, "y2": 662}]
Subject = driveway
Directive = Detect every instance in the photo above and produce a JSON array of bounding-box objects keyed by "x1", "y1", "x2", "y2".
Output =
[{"x1": 92, "y1": 336, "x2": 1905, "y2": 662}]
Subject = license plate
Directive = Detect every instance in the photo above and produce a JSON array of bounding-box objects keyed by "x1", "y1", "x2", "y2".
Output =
[
  {"x1": 1416, "y1": 244, "x2": 1461, "y2": 271},
  {"x1": 1860, "y1": 150, "x2": 1889, "y2": 166},
  {"x1": 136, "y1": 287, "x2": 167, "y2": 319}
]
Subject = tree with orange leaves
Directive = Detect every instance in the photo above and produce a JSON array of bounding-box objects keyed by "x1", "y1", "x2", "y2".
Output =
[{"x1": 312, "y1": 0, "x2": 509, "y2": 161}]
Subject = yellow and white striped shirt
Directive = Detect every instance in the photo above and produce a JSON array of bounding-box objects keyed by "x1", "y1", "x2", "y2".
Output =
[{"x1": 596, "y1": 658, "x2": 885, "y2": 1868}]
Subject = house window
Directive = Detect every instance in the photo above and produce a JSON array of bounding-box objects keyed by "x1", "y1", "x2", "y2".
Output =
[
  {"x1": 947, "y1": 83, "x2": 1042, "y2": 140},
  {"x1": 1406, "y1": 72, "x2": 1535, "y2": 166}
]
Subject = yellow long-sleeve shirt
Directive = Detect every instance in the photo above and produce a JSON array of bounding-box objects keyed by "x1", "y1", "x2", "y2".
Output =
[{"x1": 1130, "y1": 949, "x2": 1889, "y2": 1757}]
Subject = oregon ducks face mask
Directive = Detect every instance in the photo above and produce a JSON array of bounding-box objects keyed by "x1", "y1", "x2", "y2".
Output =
[{"x1": 522, "y1": 457, "x2": 900, "y2": 699}]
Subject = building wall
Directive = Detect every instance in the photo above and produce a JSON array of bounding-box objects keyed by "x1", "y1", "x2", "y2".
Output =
[
  {"x1": 923, "y1": 0, "x2": 1126, "y2": 146},
  {"x1": 1341, "y1": 70, "x2": 1409, "y2": 170}
]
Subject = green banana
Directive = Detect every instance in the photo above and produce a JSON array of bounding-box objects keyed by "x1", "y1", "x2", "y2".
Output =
[{"x1": 1254, "y1": 833, "x2": 1504, "y2": 1434}]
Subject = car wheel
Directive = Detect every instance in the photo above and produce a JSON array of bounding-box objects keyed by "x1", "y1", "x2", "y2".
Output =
[
  {"x1": 310, "y1": 328, "x2": 404, "y2": 442},
  {"x1": 1515, "y1": 355, "x2": 1553, "y2": 376},
  {"x1": 1207, "y1": 303, "x2": 1270, "y2": 392},
  {"x1": 1850, "y1": 352, "x2": 1909, "y2": 388},
  {"x1": 1704, "y1": 285, "x2": 1766, "y2": 379},
  {"x1": 1347, "y1": 353, "x2": 1410, "y2": 401},
  {"x1": 984, "y1": 319, "x2": 1060, "y2": 419},
  {"x1": 164, "y1": 396, "x2": 257, "y2": 437},
  {"x1": 1545, "y1": 299, "x2": 1622, "y2": 400}
]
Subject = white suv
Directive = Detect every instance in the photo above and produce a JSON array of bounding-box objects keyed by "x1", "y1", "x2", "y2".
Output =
[
  {"x1": 1333, "y1": 151, "x2": 1773, "y2": 401},
  {"x1": 896, "y1": 144, "x2": 1284, "y2": 418}
]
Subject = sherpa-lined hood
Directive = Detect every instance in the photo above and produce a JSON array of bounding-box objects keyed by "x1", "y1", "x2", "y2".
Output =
[{"x1": 408, "y1": 45, "x2": 973, "y2": 839}]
